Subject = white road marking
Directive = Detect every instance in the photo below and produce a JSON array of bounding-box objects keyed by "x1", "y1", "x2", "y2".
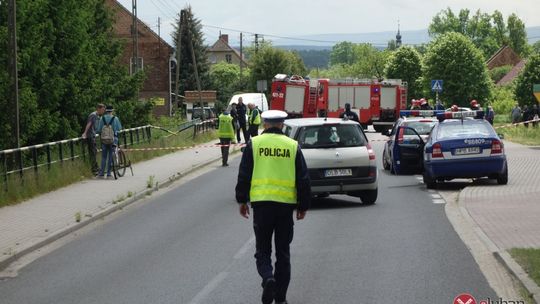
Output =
[
  {"x1": 234, "y1": 235, "x2": 255, "y2": 260},
  {"x1": 431, "y1": 193, "x2": 442, "y2": 199},
  {"x1": 432, "y1": 199, "x2": 446, "y2": 204},
  {"x1": 188, "y1": 271, "x2": 229, "y2": 304}
]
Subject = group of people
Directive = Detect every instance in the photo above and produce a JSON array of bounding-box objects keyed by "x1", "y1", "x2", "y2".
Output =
[
  {"x1": 410, "y1": 98, "x2": 445, "y2": 111},
  {"x1": 82, "y1": 103, "x2": 122, "y2": 178},
  {"x1": 218, "y1": 97, "x2": 262, "y2": 166},
  {"x1": 511, "y1": 103, "x2": 539, "y2": 127}
]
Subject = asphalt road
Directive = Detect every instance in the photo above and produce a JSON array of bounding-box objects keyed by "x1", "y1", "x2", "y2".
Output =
[{"x1": 0, "y1": 133, "x2": 496, "y2": 304}]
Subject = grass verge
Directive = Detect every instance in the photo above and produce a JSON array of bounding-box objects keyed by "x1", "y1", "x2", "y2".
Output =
[
  {"x1": 509, "y1": 248, "x2": 540, "y2": 288},
  {"x1": 495, "y1": 123, "x2": 540, "y2": 146},
  {"x1": 0, "y1": 128, "x2": 217, "y2": 208}
]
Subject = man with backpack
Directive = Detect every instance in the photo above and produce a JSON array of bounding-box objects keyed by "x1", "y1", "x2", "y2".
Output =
[{"x1": 97, "y1": 105, "x2": 122, "y2": 178}]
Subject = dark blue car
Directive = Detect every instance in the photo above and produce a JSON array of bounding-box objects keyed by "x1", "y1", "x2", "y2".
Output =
[{"x1": 422, "y1": 114, "x2": 508, "y2": 189}]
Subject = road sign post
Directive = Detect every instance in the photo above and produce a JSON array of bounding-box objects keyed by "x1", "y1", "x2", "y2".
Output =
[{"x1": 431, "y1": 80, "x2": 443, "y2": 105}]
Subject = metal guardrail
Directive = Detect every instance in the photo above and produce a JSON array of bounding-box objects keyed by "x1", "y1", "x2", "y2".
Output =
[{"x1": 0, "y1": 119, "x2": 215, "y2": 190}]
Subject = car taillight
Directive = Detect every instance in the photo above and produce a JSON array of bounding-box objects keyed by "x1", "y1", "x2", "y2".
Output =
[
  {"x1": 367, "y1": 143, "x2": 376, "y2": 160},
  {"x1": 432, "y1": 143, "x2": 443, "y2": 158},
  {"x1": 491, "y1": 140, "x2": 503, "y2": 154},
  {"x1": 397, "y1": 128, "x2": 404, "y2": 144}
]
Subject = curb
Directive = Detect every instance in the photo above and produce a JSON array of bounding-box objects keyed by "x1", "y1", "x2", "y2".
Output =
[
  {"x1": 0, "y1": 150, "x2": 238, "y2": 272},
  {"x1": 456, "y1": 191, "x2": 540, "y2": 303}
]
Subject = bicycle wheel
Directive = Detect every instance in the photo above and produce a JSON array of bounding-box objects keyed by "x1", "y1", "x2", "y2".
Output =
[
  {"x1": 116, "y1": 149, "x2": 127, "y2": 177},
  {"x1": 111, "y1": 149, "x2": 118, "y2": 180}
]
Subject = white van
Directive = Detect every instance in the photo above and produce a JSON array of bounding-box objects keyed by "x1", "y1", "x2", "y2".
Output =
[{"x1": 228, "y1": 93, "x2": 268, "y2": 112}]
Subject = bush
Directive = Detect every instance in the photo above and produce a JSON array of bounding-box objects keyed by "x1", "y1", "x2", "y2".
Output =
[
  {"x1": 489, "y1": 65, "x2": 513, "y2": 83},
  {"x1": 491, "y1": 85, "x2": 516, "y2": 116}
]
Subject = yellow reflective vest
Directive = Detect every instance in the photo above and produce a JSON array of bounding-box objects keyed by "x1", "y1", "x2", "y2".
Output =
[
  {"x1": 250, "y1": 133, "x2": 298, "y2": 204},
  {"x1": 218, "y1": 114, "x2": 235, "y2": 139},
  {"x1": 248, "y1": 108, "x2": 261, "y2": 125}
]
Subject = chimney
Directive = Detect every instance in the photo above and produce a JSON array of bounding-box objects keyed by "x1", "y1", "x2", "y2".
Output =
[{"x1": 220, "y1": 34, "x2": 229, "y2": 44}]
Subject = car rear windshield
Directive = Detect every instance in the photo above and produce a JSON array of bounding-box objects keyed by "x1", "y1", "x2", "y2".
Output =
[
  {"x1": 297, "y1": 124, "x2": 366, "y2": 149},
  {"x1": 402, "y1": 121, "x2": 437, "y2": 135},
  {"x1": 437, "y1": 121, "x2": 493, "y2": 138}
]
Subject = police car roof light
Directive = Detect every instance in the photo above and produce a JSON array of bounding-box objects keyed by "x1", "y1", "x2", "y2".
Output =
[
  {"x1": 436, "y1": 110, "x2": 484, "y2": 121},
  {"x1": 399, "y1": 110, "x2": 444, "y2": 117}
]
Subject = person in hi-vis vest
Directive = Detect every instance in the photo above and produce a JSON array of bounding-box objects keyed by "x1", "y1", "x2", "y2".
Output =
[
  {"x1": 235, "y1": 110, "x2": 311, "y2": 304},
  {"x1": 217, "y1": 107, "x2": 236, "y2": 166}
]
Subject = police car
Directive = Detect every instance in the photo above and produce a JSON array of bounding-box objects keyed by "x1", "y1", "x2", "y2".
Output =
[
  {"x1": 382, "y1": 110, "x2": 441, "y2": 174},
  {"x1": 422, "y1": 111, "x2": 508, "y2": 189},
  {"x1": 283, "y1": 118, "x2": 378, "y2": 204}
]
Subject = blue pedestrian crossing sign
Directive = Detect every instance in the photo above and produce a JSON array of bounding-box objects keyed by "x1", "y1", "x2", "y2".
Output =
[{"x1": 431, "y1": 80, "x2": 443, "y2": 92}]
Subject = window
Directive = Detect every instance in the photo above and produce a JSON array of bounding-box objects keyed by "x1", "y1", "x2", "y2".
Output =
[
  {"x1": 225, "y1": 54, "x2": 232, "y2": 63},
  {"x1": 130, "y1": 57, "x2": 144, "y2": 75},
  {"x1": 210, "y1": 54, "x2": 217, "y2": 64},
  {"x1": 297, "y1": 125, "x2": 366, "y2": 149},
  {"x1": 438, "y1": 121, "x2": 492, "y2": 138}
]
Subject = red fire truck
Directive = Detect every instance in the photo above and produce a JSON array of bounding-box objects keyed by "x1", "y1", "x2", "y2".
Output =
[{"x1": 270, "y1": 74, "x2": 407, "y2": 132}]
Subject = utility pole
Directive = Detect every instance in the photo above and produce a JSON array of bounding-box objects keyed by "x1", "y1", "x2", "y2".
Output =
[
  {"x1": 239, "y1": 32, "x2": 243, "y2": 85},
  {"x1": 254, "y1": 33, "x2": 259, "y2": 53},
  {"x1": 187, "y1": 14, "x2": 205, "y2": 121},
  {"x1": 132, "y1": 0, "x2": 139, "y2": 74},
  {"x1": 8, "y1": 0, "x2": 20, "y2": 148},
  {"x1": 158, "y1": 17, "x2": 161, "y2": 59},
  {"x1": 174, "y1": 10, "x2": 185, "y2": 113}
]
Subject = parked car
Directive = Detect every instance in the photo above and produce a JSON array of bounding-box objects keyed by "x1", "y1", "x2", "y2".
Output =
[
  {"x1": 283, "y1": 118, "x2": 378, "y2": 204},
  {"x1": 392, "y1": 111, "x2": 508, "y2": 189},
  {"x1": 191, "y1": 107, "x2": 216, "y2": 120},
  {"x1": 382, "y1": 110, "x2": 440, "y2": 174}
]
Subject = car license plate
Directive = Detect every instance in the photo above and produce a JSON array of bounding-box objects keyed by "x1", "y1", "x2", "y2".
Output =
[
  {"x1": 324, "y1": 169, "x2": 352, "y2": 177},
  {"x1": 454, "y1": 147, "x2": 480, "y2": 155}
]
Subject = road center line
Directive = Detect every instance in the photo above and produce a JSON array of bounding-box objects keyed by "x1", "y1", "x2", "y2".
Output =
[
  {"x1": 234, "y1": 235, "x2": 255, "y2": 259},
  {"x1": 188, "y1": 271, "x2": 229, "y2": 304}
]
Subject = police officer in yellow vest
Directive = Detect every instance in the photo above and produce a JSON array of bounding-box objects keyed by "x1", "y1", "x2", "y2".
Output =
[
  {"x1": 218, "y1": 108, "x2": 236, "y2": 166},
  {"x1": 248, "y1": 103, "x2": 262, "y2": 138},
  {"x1": 235, "y1": 110, "x2": 311, "y2": 304}
]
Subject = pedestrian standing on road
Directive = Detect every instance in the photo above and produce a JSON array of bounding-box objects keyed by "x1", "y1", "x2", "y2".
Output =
[
  {"x1": 486, "y1": 105, "x2": 495, "y2": 125},
  {"x1": 531, "y1": 104, "x2": 540, "y2": 128},
  {"x1": 230, "y1": 103, "x2": 240, "y2": 134},
  {"x1": 82, "y1": 103, "x2": 105, "y2": 175},
  {"x1": 96, "y1": 105, "x2": 123, "y2": 178},
  {"x1": 218, "y1": 107, "x2": 236, "y2": 167},
  {"x1": 339, "y1": 103, "x2": 359, "y2": 122},
  {"x1": 511, "y1": 103, "x2": 522, "y2": 125},
  {"x1": 235, "y1": 110, "x2": 311, "y2": 304},
  {"x1": 236, "y1": 97, "x2": 250, "y2": 143},
  {"x1": 248, "y1": 103, "x2": 261, "y2": 138},
  {"x1": 523, "y1": 105, "x2": 530, "y2": 128}
]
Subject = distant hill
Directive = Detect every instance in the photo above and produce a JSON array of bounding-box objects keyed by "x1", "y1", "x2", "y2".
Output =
[{"x1": 266, "y1": 26, "x2": 540, "y2": 49}]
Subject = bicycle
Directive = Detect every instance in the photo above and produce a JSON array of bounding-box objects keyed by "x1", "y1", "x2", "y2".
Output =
[{"x1": 111, "y1": 145, "x2": 133, "y2": 179}]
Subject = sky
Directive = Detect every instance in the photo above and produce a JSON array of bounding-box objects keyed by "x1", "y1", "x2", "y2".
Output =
[{"x1": 117, "y1": 0, "x2": 540, "y2": 46}]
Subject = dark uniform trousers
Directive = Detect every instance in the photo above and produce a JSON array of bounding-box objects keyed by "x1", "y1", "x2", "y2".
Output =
[
  {"x1": 86, "y1": 137, "x2": 98, "y2": 174},
  {"x1": 219, "y1": 138, "x2": 231, "y2": 165},
  {"x1": 249, "y1": 124, "x2": 259, "y2": 138},
  {"x1": 253, "y1": 204, "x2": 294, "y2": 302}
]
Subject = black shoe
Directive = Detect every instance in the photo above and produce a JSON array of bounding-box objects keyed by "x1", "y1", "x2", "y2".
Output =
[
  {"x1": 261, "y1": 278, "x2": 275, "y2": 304},
  {"x1": 222, "y1": 163, "x2": 229, "y2": 167}
]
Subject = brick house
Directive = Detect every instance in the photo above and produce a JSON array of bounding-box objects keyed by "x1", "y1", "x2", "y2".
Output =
[
  {"x1": 207, "y1": 34, "x2": 248, "y2": 67},
  {"x1": 105, "y1": 0, "x2": 173, "y2": 116}
]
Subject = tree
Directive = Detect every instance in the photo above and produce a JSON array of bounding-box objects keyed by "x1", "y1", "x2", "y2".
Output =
[
  {"x1": 171, "y1": 6, "x2": 211, "y2": 99},
  {"x1": 248, "y1": 43, "x2": 307, "y2": 93},
  {"x1": 385, "y1": 46, "x2": 423, "y2": 100},
  {"x1": 210, "y1": 62, "x2": 249, "y2": 109},
  {"x1": 533, "y1": 41, "x2": 540, "y2": 54},
  {"x1": 428, "y1": 8, "x2": 530, "y2": 58},
  {"x1": 0, "y1": 0, "x2": 145, "y2": 148},
  {"x1": 514, "y1": 53, "x2": 540, "y2": 107},
  {"x1": 507, "y1": 13, "x2": 531, "y2": 57},
  {"x1": 422, "y1": 32, "x2": 492, "y2": 106},
  {"x1": 329, "y1": 41, "x2": 356, "y2": 66}
]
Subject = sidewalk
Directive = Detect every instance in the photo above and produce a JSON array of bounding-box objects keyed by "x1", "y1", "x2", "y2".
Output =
[
  {"x1": 0, "y1": 139, "x2": 240, "y2": 270},
  {"x1": 461, "y1": 141, "x2": 540, "y2": 249},
  {"x1": 459, "y1": 141, "x2": 540, "y2": 301}
]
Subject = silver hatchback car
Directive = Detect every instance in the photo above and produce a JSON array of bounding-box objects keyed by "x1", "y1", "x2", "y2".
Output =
[{"x1": 283, "y1": 118, "x2": 378, "y2": 204}]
